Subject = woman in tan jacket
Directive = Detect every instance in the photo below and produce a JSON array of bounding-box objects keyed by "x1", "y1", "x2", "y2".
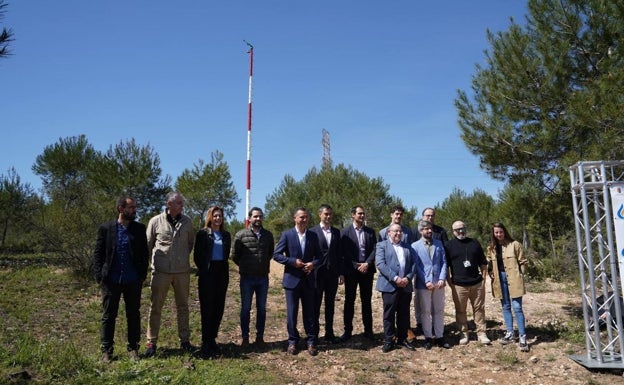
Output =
[{"x1": 486, "y1": 222, "x2": 529, "y2": 352}]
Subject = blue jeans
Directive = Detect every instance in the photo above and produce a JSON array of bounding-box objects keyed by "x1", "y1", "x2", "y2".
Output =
[
  {"x1": 239, "y1": 275, "x2": 269, "y2": 339},
  {"x1": 499, "y1": 272, "x2": 526, "y2": 336}
]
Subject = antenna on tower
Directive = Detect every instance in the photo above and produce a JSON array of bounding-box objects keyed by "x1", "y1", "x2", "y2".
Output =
[
  {"x1": 322, "y1": 128, "x2": 332, "y2": 169},
  {"x1": 243, "y1": 40, "x2": 254, "y2": 226}
]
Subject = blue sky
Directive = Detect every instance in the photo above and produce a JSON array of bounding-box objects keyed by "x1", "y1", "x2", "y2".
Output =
[{"x1": 1, "y1": 1, "x2": 527, "y2": 219}]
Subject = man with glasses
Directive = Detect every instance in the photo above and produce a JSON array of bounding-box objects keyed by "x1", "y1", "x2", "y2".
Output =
[
  {"x1": 445, "y1": 220, "x2": 490, "y2": 345},
  {"x1": 378, "y1": 205, "x2": 415, "y2": 342},
  {"x1": 376, "y1": 224, "x2": 417, "y2": 353},
  {"x1": 413, "y1": 207, "x2": 448, "y2": 336},
  {"x1": 339, "y1": 206, "x2": 377, "y2": 343},
  {"x1": 414, "y1": 208, "x2": 448, "y2": 243}
]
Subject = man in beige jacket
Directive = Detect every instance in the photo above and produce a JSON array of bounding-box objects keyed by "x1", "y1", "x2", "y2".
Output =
[{"x1": 145, "y1": 192, "x2": 195, "y2": 357}]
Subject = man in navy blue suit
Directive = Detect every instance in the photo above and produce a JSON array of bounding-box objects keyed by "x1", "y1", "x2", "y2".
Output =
[
  {"x1": 310, "y1": 204, "x2": 343, "y2": 344},
  {"x1": 273, "y1": 207, "x2": 323, "y2": 356},
  {"x1": 339, "y1": 205, "x2": 377, "y2": 342}
]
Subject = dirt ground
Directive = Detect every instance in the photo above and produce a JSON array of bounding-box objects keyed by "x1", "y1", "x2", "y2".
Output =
[{"x1": 208, "y1": 261, "x2": 621, "y2": 385}]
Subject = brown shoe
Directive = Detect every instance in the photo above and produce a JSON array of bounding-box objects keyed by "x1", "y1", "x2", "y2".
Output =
[
  {"x1": 307, "y1": 345, "x2": 318, "y2": 356},
  {"x1": 406, "y1": 328, "x2": 416, "y2": 343},
  {"x1": 128, "y1": 349, "x2": 140, "y2": 361},
  {"x1": 101, "y1": 351, "x2": 112, "y2": 363},
  {"x1": 286, "y1": 344, "x2": 297, "y2": 355}
]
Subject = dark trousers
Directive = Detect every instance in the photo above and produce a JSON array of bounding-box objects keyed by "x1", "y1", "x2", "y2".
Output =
[
  {"x1": 343, "y1": 270, "x2": 374, "y2": 334},
  {"x1": 315, "y1": 269, "x2": 339, "y2": 338},
  {"x1": 100, "y1": 280, "x2": 143, "y2": 353},
  {"x1": 285, "y1": 280, "x2": 317, "y2": 346},
  {"x1": 198, "y1": 261, "x2": 229, "y2": 345},
  {"x1": 381, "y1": 289, "x2": 412, "y2": 343}
]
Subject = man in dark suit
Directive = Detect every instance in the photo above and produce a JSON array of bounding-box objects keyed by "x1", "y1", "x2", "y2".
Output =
[
  {"x1": 93, "y1": 196, "x2": 149, "y2": 362},
  {"x1": 273, "y1": 207, "x2": 323, "y2": 356},
  {"x1": 339, "y1": 205, "x2": 377, "y2": 342},
  {"x1": 309, "y1": 204, "x2": 343, "y2": 344},
  {"x1": 376, "y1": 224, "x2": 417, "y2": 353}
]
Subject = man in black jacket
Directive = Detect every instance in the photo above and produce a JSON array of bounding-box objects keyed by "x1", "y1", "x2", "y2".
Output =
[
  {"x1": 310, "y1": 204, "x2": 343, "y2": 344},
  {"x1": 231, "y1": 207, "x2": 274, "y2": 348},
  {"x1": 339, "y1": 205, "x2": 377, "y2": 342},
  {"x1": 93, "y1": 196, "x2": 149, "y2": 362},
  {"x1": 445, "y1": 220, "x2": 490, "y2": 345}
]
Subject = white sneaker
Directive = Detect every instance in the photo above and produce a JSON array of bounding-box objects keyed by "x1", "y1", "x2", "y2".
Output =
[
  {"x1": 459, "y1": 333, "x2": 469, "y2": 345},
  {"x1": 478, "y1": 333, "x2": 491, "y2": 345},
  {"x1": 519, "y1": 334, "x2": 529, "y2": 352},
  {"x1": 500, "y1": 330, "x2": 514, "y2": 345}
]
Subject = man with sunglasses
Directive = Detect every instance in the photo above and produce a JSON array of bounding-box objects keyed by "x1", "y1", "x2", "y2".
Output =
[{"x1": 444, "y1": 220, "x2": 490, "y2": 345}]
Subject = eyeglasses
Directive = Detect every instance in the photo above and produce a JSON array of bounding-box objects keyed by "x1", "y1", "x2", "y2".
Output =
[{"x1": 453, "y1": 227, "x2": 466, "y2": 233}]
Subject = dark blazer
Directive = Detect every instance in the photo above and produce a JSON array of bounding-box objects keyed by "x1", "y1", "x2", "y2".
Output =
[
  {"x1": 414, "y1": 224, "x2": 449, "y2": 243},
  {"x1": 193, "y1": 227, "x2": 232, "y2": 274},
  {"x1": 273, "y1": 228, "x2": 323, "y2": 289},
  {"x1": 309, "y1": 224, "x2": 343, "y2": 276},
  {"x1": 341, "y1": 224, "x2": 377, "y2": 275},
  {"x1": 93, "y1": 220, "x2": 149, "y2": 283}
]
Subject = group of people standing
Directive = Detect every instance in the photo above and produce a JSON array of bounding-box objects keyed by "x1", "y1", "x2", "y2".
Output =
[
  {"x1": 375, "y1": 207, "x2": 530, "y2": 354},
  {"x1": 93, "y1": 193, "x2": 529, "y2": 363}
]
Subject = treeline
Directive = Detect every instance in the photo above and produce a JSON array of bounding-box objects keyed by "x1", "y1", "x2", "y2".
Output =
[
  {"x1": 1, "y1": 135, "x2": 578, "y2": 282},
  {"x1": 0, "y1": 135, "x2": 240, "y2": 274}
]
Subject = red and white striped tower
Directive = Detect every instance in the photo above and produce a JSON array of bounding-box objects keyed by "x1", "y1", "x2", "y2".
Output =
[{"x1": 244, "y1": 40, "x2": 254, "y2": 226}]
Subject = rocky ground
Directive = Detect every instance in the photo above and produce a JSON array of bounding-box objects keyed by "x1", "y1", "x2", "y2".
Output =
[{"x1": 206, "y1": 261, "x2": 622, "y2": 385}]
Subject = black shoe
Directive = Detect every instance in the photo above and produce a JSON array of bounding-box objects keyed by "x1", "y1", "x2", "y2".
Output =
[
  {"x1": 307, "y1": 345, "x2": 318, "y2": 356},
  {"x1": 424, "y1": 338, "x2": 433, "y2": 350},
  {"x1": 199, "y1": 346, "x2": 215, "y2": 359},
  {"x1": 363, "y1": 330, "x2": 375, "y2": 341},
  {"x1": 338, "y1": 332, "x2": 352, "y2": 343},
  {"x1": 324, "y1": 334, "x2": 337, "y2": 344},
  {"x1": 400, "y1": 339, "x2": 416, "y2": 351},
  {"x1": 254, "y1": 337, "x2": 265, "y2": 348},
  {"x1": 382, "y1": 342, "x2": 394, "y2": 353},
  {"x1": 180, "y1": 341, "x2": 195, "y2": 353},
  {"x1": 435, "y1": 338, "x2": 451, "y2": 349}
]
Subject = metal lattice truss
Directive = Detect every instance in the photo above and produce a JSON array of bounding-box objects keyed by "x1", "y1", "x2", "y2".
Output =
[{"x1": 569, "y1": 160, "x2": 624, "y2": 369}]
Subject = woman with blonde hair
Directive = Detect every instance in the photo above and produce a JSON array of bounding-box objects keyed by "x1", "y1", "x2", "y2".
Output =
[
  {"x1": 487, "y1": 222, "x2": 529, "y2": 352},
  {"x1": 193, "y1": 206, "x2": 231, "y2": 357}
]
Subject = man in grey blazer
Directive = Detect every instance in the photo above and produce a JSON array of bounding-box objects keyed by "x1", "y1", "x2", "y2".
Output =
[{"x1": 376, "y1": 224, "x2": 417, "y2": 353}]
